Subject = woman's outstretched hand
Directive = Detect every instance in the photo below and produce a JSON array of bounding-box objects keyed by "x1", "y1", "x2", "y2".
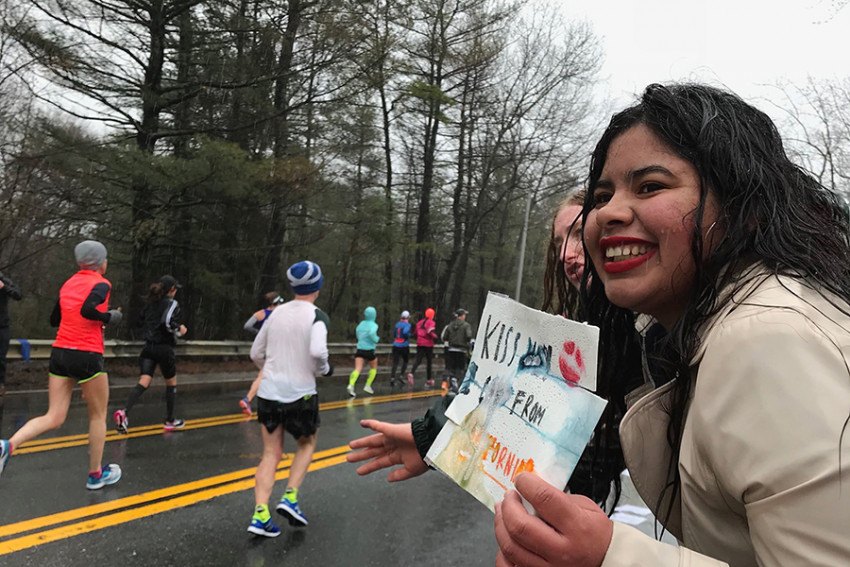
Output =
[
  {"x1": 495, "y1": 472, "x2": 613, "y2": 567},
  {"x1": 346, "y1": 419, "x2": 429, "y2": 482}
]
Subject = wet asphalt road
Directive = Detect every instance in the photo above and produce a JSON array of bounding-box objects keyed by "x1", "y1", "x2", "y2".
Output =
[
  {"x1": 0, "y1": 378, "x2": 500, "y2": 567},
  {"x1": 0, "y1": 375, "x2": 671, "y2": 566}
]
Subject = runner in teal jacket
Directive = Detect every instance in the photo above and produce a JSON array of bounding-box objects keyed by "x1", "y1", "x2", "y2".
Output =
[{"x1": 348, "y1": 306, "x2": 380, "y2": 397}]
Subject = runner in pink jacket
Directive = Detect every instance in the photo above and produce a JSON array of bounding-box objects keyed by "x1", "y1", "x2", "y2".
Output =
[{"x1": 406, "y1": 308, "x2": 438, "y2": 387}]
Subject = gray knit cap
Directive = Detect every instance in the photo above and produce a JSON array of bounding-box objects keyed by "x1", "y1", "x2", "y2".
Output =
[{"x1": 74, "y1": 240, "x2": 108, "y2": 270}]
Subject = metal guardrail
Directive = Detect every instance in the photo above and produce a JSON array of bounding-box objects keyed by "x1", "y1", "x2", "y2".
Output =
[{"x1": 6, "y1": 340, "x2": 418, "y2": 360}]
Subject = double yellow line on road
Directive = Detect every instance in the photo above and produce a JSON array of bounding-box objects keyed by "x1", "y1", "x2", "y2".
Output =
[
  {"x1": 0, "y1": 445, "x2": 350, "y2": 555},
  {"x1": 0, "y1": 389, "x2": 442, "y2": 556},
  {"x1": 15, "y1": 390, "x2": 441, "y2": 455}
]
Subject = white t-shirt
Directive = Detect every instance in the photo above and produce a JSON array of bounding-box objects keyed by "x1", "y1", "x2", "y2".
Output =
[{"x1": 250, "y1": 299, "x2": 330, "y2": 403}]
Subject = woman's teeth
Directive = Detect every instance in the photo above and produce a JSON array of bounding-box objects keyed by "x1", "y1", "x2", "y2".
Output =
[{"x1": 605, "y1": 244, "x2": 649, "y2": 261}]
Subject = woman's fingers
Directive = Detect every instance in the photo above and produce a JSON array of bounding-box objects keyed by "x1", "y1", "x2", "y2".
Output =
[
  {"x1": 514, "y1": 473, "x2": 582, "y2": 534},
  {"x1": 354, "y1": 453, "x2": 396, "y2": 476},
  {"x1": 494, "y1": 498, "x2": 550, "y2": 567},
  {"x1": 358, "y1": 419, "x2": 392, "y2": 435},
  {"x1": 512, "y1": 473, "x2": 614, "y2": 567},
  {"x1": 494, "y1": 551, "x2": 514, "y2": 567},
  {"x1": 346, "y1": 445, "x2": 390, "y2": 464},
  {"x1": 388, "y1": 468, "x2": 418, "y2": 482},
  {"x1": 348, "y1": 432, "x2": 386, "y2": 451},
  {"x1": 499, "y1": 489, "x2": 563, "y2": 560}
]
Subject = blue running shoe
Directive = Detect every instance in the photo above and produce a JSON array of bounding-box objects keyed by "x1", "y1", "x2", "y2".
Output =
[
  {"x1": 87, "y1": 463, "x2": 122, "y2": 490},
  {"x1": 276, "y1": 496, "x2": 308, "y2": 526},
  {"x1": 247, "y1": 517, "x2": 281, "y2": 538},
  {"x1": 0, "y1": 439, "x2": 11, "y2": 478}
]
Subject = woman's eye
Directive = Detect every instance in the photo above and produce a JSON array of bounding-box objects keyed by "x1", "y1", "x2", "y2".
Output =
[
  {"x1": 591, "y1": 192, "x2": 612, "y2": 206},
  {"x1": 638, "y1": 182, "x2": 664, "y2": 194}
]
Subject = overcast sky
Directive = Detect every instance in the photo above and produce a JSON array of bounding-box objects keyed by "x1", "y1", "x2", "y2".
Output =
[{"x1": 556, "y1": 0, "x2": 849, "y2": 109}]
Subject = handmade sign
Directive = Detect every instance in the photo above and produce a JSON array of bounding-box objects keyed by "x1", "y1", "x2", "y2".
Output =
[{"x1": 425, "y1": 292, "x2": 606, "y2": 512}]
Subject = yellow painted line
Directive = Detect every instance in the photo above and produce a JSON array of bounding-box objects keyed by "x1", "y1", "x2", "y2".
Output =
[
  {"x1": 0, "y1": 453, "x2": 349, "y2": 556},
  {"x1": 18, "y1": 413, "x2": 247, "y2": 448},
  {"x1": 14, "y1": 390, "x2": 441, "y2": 455},
  {"x1": 0, "y1": 444, "x2": 351, "y2": 540}
]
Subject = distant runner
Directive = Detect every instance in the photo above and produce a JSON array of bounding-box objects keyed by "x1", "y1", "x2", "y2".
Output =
[
  {"x1": 240, "y1": 292, "x2": 285, "y2": 415},
  {"x1": 389, "y1": 310, "x2": 411, "y2": 388},
  {"x1": 247, "y1": 261, "x2": 333, "y2": 538},
  {"x1": 113, "y1": 275, "x2": 187, "y2": 434},
  {"x1": 407, "y1": 308, "x2": 438, "y2": 388},
  {"x1": 0, "y1": 241, "x2": 123, "y2": 489},
  {"x1": 347, "y1": 306, "x2": 379, "y2": 397}
]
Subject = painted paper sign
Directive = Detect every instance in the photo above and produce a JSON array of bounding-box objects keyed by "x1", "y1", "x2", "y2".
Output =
[{"x1": 425, "y1": 292, "x2": 606, "y2": 512}]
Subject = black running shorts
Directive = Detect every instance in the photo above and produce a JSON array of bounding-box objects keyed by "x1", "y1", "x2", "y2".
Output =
[
  {"x1": 257, "y1": 395, "x2": 320, "y2": 439},
  {"x1": 354, "y1": 349, "x2": 376, "y2": 361},
  {"x1": 49, "y1": 347, "x2": 105, "y2": 383},
  {"x1": 139, "y1": 343, "x2": 177, "y2": 379}
]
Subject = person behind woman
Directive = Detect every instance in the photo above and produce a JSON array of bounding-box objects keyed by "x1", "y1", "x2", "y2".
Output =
[
  {"x1": 407, "y1": 308, "x2": 438, "y2": 388},
  {"x1": 389, "y1": 310, "x2": 412, "y2": 388},
  {"x1": 0, "y1": 241, "x2": 123, "y2": 489},
  {"x1": 347, "y1": 306, "x2": 380, "y2": 397},
  {"x1": 239, "y1": 292, "x2": 285, "y2": 415},
  {"x1": 541, "y1": 190, "x2": 586, "y2": 318},
  {"x1": 113, "y1": 275, "x2": 188, "y2": 434},
  {"x1": 494, "y1": 83, "x2": 850, "y2": 566},
  {"x1": 540, "y1": 188, "x2": 632, "y2": 507}
]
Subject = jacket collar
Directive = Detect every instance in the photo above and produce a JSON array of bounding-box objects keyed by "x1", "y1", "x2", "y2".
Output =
[{"x1": 619, "y1": 263, "x2": 773, "y2": 540}]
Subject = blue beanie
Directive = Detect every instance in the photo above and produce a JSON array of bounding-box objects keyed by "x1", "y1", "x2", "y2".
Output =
[{"x1": 287, "y1": 261, "x2": 323, "y2": 295}]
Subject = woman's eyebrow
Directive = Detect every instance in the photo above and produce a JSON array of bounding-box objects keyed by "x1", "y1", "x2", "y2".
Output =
[
  {"x1": 628, "y1": 164, "x2": 674, "y2": 180},
  {"x1": 594, "y1": 164, "x2": 674, "y2": 191},
  {"x1": 593, "y1": 178, "x2": 614, "y2": 191}
]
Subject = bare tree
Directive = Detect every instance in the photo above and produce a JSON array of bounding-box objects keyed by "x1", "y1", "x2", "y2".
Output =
[{"x1": 772, "y1": 78, "x2": 850, "y2": 200}]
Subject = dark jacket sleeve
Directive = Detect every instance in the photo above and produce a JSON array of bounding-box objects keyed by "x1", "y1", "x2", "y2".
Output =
[
  {"x1": 80, "y1": 283, "x2": 112, "y2": 323},
  {"x1": 411, "y1": 393, "x2": 455, "y2": 460},
  {"x1": 50, "y1": 300, "x2": 61, "y2": 327},
  {"x1": 0, "y1": 274, "x2": 22, "y2": 300},
  {"x1": 163, "y1": 299, "x2": 182, "y2": 333}
]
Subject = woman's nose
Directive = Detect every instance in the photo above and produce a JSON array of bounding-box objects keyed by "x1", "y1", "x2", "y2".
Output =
[{"x1": 594, "y1": 192, "x2": 634, "y2": 228}]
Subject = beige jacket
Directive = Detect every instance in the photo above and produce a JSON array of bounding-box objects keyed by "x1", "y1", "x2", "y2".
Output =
[{"x1": 601, "y1": 271, "x2": 850, "y2": 567}]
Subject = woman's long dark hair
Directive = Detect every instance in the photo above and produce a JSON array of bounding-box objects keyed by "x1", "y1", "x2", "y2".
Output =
[
  {"x1": 540, "y1": 189, "x2": 629, "y2": 509},
  {"x1": 147, "y1": 282, "x2": 166, "y2": 302},
  {"x1": 580, "y1": 83, "x2": 850, "y2": 525},
  {"x1": 541, "y1": 190, "x2": 586, "y2": 318}
]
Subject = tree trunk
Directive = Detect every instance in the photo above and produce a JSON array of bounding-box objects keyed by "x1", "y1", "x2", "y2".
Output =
[
  {"x1": 259, "y1": 0, "x2": 303, "y2": 294},
  {"x1": 129, "y1": 5, "x2": 167, "y2": 335}
]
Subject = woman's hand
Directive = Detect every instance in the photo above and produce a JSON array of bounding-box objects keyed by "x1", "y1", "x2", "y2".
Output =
[
  {"x1": 346, "y1": 419, "x2": 429, "y2": 482},
  {"x1": 494, "y1": 473, "x2": 613, "y2": 567}
]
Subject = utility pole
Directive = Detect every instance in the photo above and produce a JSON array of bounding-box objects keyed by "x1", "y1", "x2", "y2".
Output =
[{"x1": 514, "y1": 191, "x2": 534, "y2": 302}]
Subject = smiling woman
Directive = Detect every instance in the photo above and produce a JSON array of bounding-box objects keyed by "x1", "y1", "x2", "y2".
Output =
[
  {"x1": 493, "y1": 83, "x2": 850, "y2": 567},
  {"x1": 585, "y1": 124, "x2": 723, "y2": 328}
]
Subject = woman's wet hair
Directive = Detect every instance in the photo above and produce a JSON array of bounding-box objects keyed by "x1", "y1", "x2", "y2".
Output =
[
  {"x1": 147, "y1": 282, "x2": 166, "y2": 302},
  {"x1": 539, "y1": 188, "x2": 628, "y2": 509},
  {"x1": 263, "y1": 291, "x2": 283, "y2": 307},
  {"x1": 579, "y1": 83, "x2": 850, "y2": 524},
  {"x1": 541, "y1": 189, "x2": 586, "y2": 317}
]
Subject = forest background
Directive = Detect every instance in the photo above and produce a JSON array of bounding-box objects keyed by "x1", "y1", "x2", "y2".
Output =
[{"x1": 1, "y1": 0, "x2": 848, "y2": 341}]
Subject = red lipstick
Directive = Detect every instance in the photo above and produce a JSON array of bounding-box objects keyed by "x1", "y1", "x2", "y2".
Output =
[{"x1": 599, "y1": 236, "x2": 656, "y2": 274}]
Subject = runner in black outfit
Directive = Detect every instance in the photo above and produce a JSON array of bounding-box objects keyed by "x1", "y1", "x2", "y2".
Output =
[
  {"x1": 113, "y1": 275, "x2": 188, "y2": 433},
  {"x1": 0, "y1": 271, "x2": 22, "y2": 397}
]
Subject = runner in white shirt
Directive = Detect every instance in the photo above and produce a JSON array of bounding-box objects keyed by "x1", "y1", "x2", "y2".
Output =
[{"x1": 246, "y1": 260, "x2": 333, "y2": 538}]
